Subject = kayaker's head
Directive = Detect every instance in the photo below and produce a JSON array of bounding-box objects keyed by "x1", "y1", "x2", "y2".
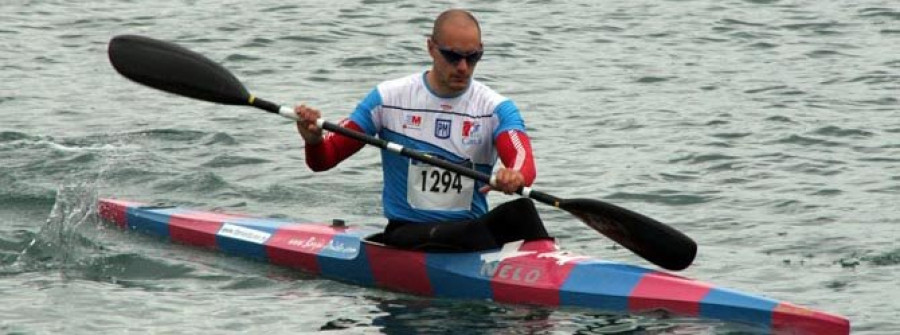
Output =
[{"x1": 426, "y1": 9, "x2": 483, "y2": 97}]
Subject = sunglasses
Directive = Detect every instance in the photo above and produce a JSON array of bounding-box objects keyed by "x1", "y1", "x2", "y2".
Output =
[{"x1": 432, "y1": 39, "x2": 483, "y2": 65}]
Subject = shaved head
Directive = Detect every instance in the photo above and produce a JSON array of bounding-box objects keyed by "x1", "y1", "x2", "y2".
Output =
[
  {"x1": 426, "y1": 9, "x2": 484, "y2": 96},
  {"x1": 431, "y1": 9, "x2": 481, "y2": 43}
]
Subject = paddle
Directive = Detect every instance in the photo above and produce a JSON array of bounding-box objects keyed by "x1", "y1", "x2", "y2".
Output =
[{"x1": 107, "y1": 34, "x2": 697, "y2": 271}]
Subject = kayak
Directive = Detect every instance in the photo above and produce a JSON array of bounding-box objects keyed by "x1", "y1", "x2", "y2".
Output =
[{"x1": 97, "y1": 198, "x2": 849, "y2": 334}]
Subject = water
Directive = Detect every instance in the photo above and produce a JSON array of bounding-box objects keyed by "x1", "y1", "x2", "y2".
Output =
[{"x1": 1, "y1": 0, "x2": 897, "y2": 333}]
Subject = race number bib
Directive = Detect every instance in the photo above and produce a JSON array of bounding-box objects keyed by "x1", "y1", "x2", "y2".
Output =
[{"x1": 407, "y1": 160, "x2": 474, "y2": 211}]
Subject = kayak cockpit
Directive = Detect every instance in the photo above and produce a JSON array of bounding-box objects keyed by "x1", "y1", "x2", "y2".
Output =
[{"x1": 362, "y1": 232, "x2": 483, "y2": 253}]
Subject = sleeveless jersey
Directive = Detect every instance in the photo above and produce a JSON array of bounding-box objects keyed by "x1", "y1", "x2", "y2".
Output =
[{"x1": 349, "y1": 72, "x2": 526, "y2": 223}]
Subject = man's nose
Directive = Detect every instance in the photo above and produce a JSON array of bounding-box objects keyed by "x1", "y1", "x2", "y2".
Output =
[{"x1": 455, "y1": 59, "x2": 470, "y2": 72}]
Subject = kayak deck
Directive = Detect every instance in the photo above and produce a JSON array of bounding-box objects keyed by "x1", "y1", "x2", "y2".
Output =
[{"x1": 97, "y1": 198, "x2": 849, "y2": 334}]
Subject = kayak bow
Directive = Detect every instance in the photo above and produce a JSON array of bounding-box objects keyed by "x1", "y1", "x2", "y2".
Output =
[{"x1": 98, "y1": 198, "x2": 849, "y2": 334}]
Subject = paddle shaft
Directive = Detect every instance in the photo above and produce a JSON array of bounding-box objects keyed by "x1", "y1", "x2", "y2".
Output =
[{"x1": 249, "y1": 96, "x2": 564, "y2": 207}]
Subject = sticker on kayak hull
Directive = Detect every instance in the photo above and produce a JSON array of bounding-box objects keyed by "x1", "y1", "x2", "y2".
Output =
[
  {"x1": 287, "y1": 236, "x2": 359, "y2": 257},
  {"x1": 218, "y1": 223, "x2": 272, "y2": 244}
]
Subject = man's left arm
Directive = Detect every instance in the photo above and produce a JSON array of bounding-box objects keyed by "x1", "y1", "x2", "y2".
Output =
[{"x1": 495, "y1": 129, "x2": 537, "y2": 186}]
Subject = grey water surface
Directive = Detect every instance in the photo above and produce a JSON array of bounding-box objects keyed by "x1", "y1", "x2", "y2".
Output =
[{"x1": 1, "y1": 0, "x2": 898, "y2": 334}]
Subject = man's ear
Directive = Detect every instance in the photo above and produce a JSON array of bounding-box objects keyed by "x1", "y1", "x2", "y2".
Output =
[{"x1": 426, "y1": 38, "x2": 438, "y2": 60}]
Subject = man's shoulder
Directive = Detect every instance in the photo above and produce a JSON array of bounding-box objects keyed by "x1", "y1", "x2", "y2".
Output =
[
  {"x1": 469, "y1": 79, "x2": 501, "y2": 94},
  {"x1": 468, "y1": 78, "x2": 510, "y2": 108}
]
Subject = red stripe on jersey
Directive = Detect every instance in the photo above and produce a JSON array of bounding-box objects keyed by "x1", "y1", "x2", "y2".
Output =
[
  {"x1": 304, "y1": 119, "x2": 367, "y2": 171},
  {"x1": 496, "y1": 130, "x2": 536, "y2": 186}
]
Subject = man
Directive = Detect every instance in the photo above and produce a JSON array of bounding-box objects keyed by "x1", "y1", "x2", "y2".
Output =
[{"x1": 294, "y1": 9, "x2": 550, "y2": 251}]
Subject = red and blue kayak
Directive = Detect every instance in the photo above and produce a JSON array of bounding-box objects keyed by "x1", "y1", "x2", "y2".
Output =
[{"x1": 98, "y1": 198, "x2": 849, "y2": 334}]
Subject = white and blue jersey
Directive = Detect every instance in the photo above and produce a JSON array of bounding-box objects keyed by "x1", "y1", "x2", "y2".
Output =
[{"x1": 349, "y1": 72, "x2": 526, "y2": 223}]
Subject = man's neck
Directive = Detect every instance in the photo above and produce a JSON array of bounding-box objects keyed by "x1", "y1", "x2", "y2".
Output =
[{"x1": 425, "y1": 70, "x2": 465, "y2": 98}]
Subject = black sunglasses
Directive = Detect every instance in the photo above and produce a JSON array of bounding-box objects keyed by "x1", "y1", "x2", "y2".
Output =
[{"x1": 432, "y1": 39, "x2": 483, "y2": 65}]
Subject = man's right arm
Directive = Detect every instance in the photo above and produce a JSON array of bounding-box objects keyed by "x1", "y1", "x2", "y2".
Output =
[
  {"x1": 302, "y1": 118, "x2": 366, "y2": 172},
  {"x1": 295, "y1": 88, "x2": 382, "y2": 172}
]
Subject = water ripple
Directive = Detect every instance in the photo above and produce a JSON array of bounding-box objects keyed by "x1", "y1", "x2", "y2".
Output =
[
  {"x1": 606, "y1": 191, "x2": 716, "y2": 206},
  {"x1": 152, "y1": 172, "x2": 231, "y2": 194},
  {"x1": 769, "y1": 134, "x2": 843, "y2": 147},
  {"x1": 812, "y1": 126, "x2": 874, "y2": 138},
  {"x1": 201, "y1": 154, "x2": 271, "y2": 168}
]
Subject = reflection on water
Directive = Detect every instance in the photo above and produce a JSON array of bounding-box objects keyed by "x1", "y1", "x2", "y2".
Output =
[{"x1": 344, "y1": 296, "x2": 768, "y2": 334}]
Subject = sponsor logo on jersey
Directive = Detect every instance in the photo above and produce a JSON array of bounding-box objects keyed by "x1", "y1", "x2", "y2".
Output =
[
  {"x1": 435, "y1": 118, "x2": 452, "y2": 139},
  {"x1": 403, "y1": 114, "x2": 422, "y2": 129},
  {"x1": 462, "y1": 120, "x2": 483, "y2": 145}
]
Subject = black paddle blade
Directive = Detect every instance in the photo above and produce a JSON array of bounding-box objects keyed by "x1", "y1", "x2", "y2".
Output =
[
  {"x1": 559, "y1": 198, "x2": 697, "y2": 271},
  {"x1": 108, "y1": 35, "x2": 250, "y2": 105}
]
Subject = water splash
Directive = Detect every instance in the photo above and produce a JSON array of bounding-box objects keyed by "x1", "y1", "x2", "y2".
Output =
[{"x1": 10, "y1": 181, "x2": 104, "y2": 279}]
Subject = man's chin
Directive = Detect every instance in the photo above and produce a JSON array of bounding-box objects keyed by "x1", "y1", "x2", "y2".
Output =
[{"x1": 449, "y1": 79, "x2": 470, "y2": 91}]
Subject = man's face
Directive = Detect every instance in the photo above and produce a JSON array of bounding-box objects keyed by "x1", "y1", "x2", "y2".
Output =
[{"x1": 428, "y1": 24, "x2": 482, "y2": 94}]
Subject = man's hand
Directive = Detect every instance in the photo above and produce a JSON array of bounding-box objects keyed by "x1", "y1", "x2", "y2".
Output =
[
  {"x1": 480, "y1": 167, "x2": 525, "y2": 195},
  {"x1": 295, "y1": 104, "x2": 324, "y2": 145}
]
